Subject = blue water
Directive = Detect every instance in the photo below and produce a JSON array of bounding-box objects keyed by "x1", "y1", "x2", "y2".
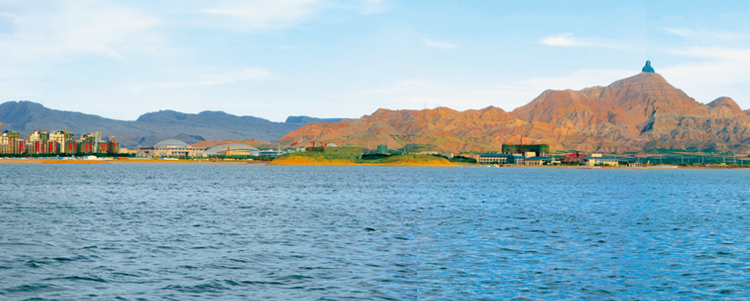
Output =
[{"x1": 1, "y1": 165, "x2": 749, "y2": 300}]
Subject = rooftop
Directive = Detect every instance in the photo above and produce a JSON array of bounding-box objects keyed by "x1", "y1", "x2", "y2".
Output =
[
  {"x1": 526, "y1": 156, "x2": 554, "y2": 160},
  {"x1": 153, "y1": 139, "x2": 189, "y2": 148},
  {"x1": 205, "y1": 143, "x2": 259, "y2": 155},
  {"x1": 479, "y1": 153, "x2": 512, "y2": 157}
]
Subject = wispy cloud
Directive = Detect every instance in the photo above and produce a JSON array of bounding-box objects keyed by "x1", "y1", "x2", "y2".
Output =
[
  {"x1": 352, "y1": 68, "x2": 645, "y2": 113},
  {"x1": 660, "y1": 47, "x2": 750, "y2": 103},
  {"x1": 422, "y1": 38, "x2": 459, "y2": 49},
  {"x1": 0, "y1": 2, "x2": 161, "y2": 62},
  {"x1": 353, "y1": 79, "x2": 492, "y2": 111},
  {"x1": 664, "y1": 28, "x2": 698, "y2": 38},
  {"x1": 356, "y1": 0, "x2": 390, "y2": 15},
  {"x1": 359, "y1": 80, "x2": 431, "y2": 94},
  {"x1": 467, "y1": 69, "x2": 639, "y2": 111},
  {"x1": 539, "y1": 33, "x2": 635, "y2": 50},
  {"x1": 654, "y1": 29, "x2": 750, "y2": 105},
  {"x1": 522, "y1": 69, "x2": 635, "y2": 91},
  {"x1": 134, "y1": 68, "x2": 272, "y2": 90},
  {"x1": 668, "y1": 47, "x2": 750, "y2": 60},
  {"x1": 197, "y1": 0, "x2": 389, "y2": 31},
  {"x1": 200, "y1": 0, "x2": 320, "y2": 30},
  {"x1": 663, "y1": 28, "x2": 749, "y2": 40},
  {"x1": 540, "y1": 33, "x2": 589, "y2": 47}
]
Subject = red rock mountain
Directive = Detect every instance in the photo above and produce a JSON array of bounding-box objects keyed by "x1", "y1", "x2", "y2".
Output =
[{"x1": 280, "y1": 72, "x2": 750, "y2": 154}]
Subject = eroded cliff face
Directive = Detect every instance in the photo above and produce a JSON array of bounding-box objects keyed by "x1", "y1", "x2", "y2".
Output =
[
  {"x1": 279, "y1": 106, "x2": 555, "y2": 153},
  {"x1": 512, "y1": 73, "x2": 750, "y2": 152},
  {"x1": 281, "y1": 73, "x2": 750, "y2": 153}
]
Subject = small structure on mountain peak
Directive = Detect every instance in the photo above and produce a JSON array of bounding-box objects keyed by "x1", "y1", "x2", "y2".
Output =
[{"x1": 642, "y1": 60, "x2": 655, "y2": 73}]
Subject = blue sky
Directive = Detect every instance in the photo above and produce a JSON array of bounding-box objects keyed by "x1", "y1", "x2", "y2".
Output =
[{"x1": 1, "y1": 0, "x2": 749, "y2": 121}]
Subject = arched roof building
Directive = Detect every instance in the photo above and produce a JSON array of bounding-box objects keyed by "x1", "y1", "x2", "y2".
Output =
[
  {"x1": 137, "y1": 139, "x2": 206, "y2": 158},
  {"x1": 153, "y1": 139, "x2": 190, "y2": 148}
]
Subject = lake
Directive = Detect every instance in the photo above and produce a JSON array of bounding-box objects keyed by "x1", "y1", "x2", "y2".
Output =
[{"x1": 1, "y1": 164, "x2": 749, "y2": 300}]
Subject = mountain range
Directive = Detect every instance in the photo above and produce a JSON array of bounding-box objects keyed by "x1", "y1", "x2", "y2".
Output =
[
  {"x1": 0, "y1": 101, "x2": 345, "y2": 148},
  {"x1": 3, "y1": 72, "x2": 749, "y2": 154},
  {"x1": 280, "y1": 72, "x2": 750, "y2": 154}
]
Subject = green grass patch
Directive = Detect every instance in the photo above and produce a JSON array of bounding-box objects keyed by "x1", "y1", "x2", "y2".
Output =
[{"x1": 447, "y1": 155, "x2": 477, "y2": 164}]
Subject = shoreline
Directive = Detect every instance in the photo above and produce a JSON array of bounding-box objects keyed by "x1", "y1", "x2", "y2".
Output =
[
  {"x1": 267, "y1": 153, "x2": 454, "y2": 167},
  {"x1": 1, "y1": 158, "x2": 746, "y2": 169},
  {"x1": 0, "y1": 158, "x2": 266, "y2": 165}
]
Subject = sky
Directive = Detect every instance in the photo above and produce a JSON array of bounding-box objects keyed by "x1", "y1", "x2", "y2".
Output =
[{"x1": 1, "y1": 0, "x2": 750, "y2": 122}]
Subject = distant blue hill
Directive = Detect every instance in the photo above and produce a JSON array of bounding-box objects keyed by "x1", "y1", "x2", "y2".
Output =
[{"x1": 0, "y1": 101, "x2": 347, "y2": 148}]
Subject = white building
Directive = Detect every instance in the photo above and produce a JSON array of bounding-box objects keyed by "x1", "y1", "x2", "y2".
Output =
[
  {"x1": 137, "y1": 139, "x2": 207, "y2": 158},
  {"x1": 583, "y1": 157, "x2": 619, "y2": 166}
]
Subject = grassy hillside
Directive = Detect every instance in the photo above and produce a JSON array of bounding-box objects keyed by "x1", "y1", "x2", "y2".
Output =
[{"x1": 268, "y1": 152, "x2": 454, "y2": 166}]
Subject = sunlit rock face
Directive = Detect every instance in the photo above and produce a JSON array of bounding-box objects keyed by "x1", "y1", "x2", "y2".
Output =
[
  {"x1": 281, "y1": 67, "x2": 750, "y2": 154},
  {"x1": 513, "y1": 72, "x2": 750, "y2": 152}
]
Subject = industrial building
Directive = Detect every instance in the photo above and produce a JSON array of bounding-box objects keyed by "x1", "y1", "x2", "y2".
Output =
[
  {"x1": 478, "y1": 153, "x2": 509, "y2": 164},
  {"x1": 478, "y1": 153, "x2": 525, "y2": 164},
  {"x1": 258, "y1": 150, "x2": 286, "y2": 157},
  {"x1": 523, "y1": 156, "x2": 559, "y2": 165},
  {"x1": 502, "y1": 144, "x2": 550, "y2": 157},
  {"x1": 582, "y1": 157, "x2": 619, "y2": 166}
]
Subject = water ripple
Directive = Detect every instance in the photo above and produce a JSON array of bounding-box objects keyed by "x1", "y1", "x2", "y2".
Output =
[{"x1": 0, "y1": 165, "x2": 749, "y2": 299}]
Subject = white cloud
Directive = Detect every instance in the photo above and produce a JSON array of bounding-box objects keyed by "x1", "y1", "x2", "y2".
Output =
[
  {"x1": 196, "y1": 0, "x2": 390, "y2": 31},
  {"x1": 422, "y1": 38, "x2": 459, "y2": 49},
  {"x1": 540, "y1": 33, "x2": 587, "y2": 47},
  {"x1": 352, "y1": 79, "x2": 492, "y2": 111},
  {"x1": 663, "y1": 27, "x2": 749, "y2": 41},
  {"x1": 467, "y1": 69, "x2": 636, "y2": 111},
  {"x1": 355, "y1": 0, "x2": 390, "y2": 15},
  {"x1": 668, "y1": 47, "x2": 750, "y2": 60},
  {"x1": 522, "y1": 69, "x2": 635, "y2": 91},
  {"x1": 660, "y1": 47, "x2": 750, "y2": 104},
  {"x1": 663, "y1": 28, "x2": 697, "y2": 38},
  {"x1": 359, "y1": 80, "x2": 430, "y2": 94},
  {"x1": 133, "y1": 68, "x2": 272, "y2": 90},
  {"x1": 0, "y1": 1, "x2": 161, "y2": 62},
  {"x1": 654, "y1": 28, "x2": 750, "y2": 105},
  {"x1": 350, "y1": 69, "x2": 644, "y2": 113},
  {"x1": 200, "y1": 0, "x2": 320, "y2": 30},
  {"x1": 539, "y1": 33, "x2": 636, "y2": 50}
]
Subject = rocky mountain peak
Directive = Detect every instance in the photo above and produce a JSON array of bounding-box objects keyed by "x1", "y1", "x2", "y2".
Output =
[
  {"x1": 606, "y1": 72, "x2": 685, "y2": 99},
  {"x1": 282, "y1": 68, "x2": 750, "y2": 154},
  {"x1": 707, "y1": 96, "x2": 744, "y2": 117}
]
